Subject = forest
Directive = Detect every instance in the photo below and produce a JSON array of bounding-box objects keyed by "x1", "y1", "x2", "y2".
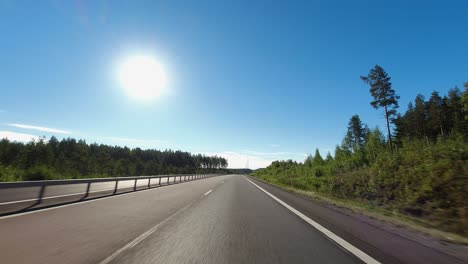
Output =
[
  {"x1": 0, "y1": 137, "x2": 227, "y2": 182},
  {"x1": 252, "y1": 65, "x2": 467, "y2": 235}
]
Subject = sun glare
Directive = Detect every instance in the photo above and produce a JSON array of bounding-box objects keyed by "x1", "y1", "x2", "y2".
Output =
[{"x1": 118, "y1": 55, "x2": 167, "y2": 101}]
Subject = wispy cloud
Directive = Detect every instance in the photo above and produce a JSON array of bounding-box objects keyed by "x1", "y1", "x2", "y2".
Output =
[
  {"x1": 5, "y1": 123, "x2": 71, "y2": 134},
  {"x1": 269, "y1": 144, "x2": 280, "y2": 147},
  {"x1": 0, "y1": 109, "x2": 5, "y2": 113},
  {"x1": 0, "y1": 131, "x2": 43, "y2": 143}
]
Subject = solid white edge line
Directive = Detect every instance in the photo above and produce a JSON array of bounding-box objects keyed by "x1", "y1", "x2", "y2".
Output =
[
  {"x1": 1, "y1": 189, "x2": 126, "y2": 205},
  {"x1": 243, "y1": 176, "x2": 381, "y2": 264},
  {"x1": 204, "y1": 190, "x2": 212, "y2": 196},
  {"x1": 0, "y1": 186, "x2": 159, "y2": 220},
  {"x1": 99, "y1": 201, "x2": 194, "y2": 264}
]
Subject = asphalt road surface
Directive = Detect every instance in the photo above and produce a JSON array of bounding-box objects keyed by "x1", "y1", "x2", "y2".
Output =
[
  {"x1": 0, "y1": 175, "x2": 465, "y2": 264},
  {"x1": 0, "y1": 175, "x2": 195, "y2": 214},
  {"x1": 0, "y1": 175, "x2": 186, "y2": 203}
]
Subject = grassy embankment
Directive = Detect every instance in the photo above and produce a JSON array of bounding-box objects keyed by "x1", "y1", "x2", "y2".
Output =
[{"x1": 251, "y1": 136, "x2": 467, "y2": 244}]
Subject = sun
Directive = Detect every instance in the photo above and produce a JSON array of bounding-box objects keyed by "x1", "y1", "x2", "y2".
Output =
[{"x1": 118, "y1": 55, "x2": 167, "y2": 101}]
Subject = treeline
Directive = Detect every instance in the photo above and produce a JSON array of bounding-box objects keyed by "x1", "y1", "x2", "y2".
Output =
[
  {"x1": 394, "y1": 89, "x2": 467, "y2": 142},
  {"x1": 0, "y1": 137, "x2": 228, "y2": 181},
  {"x1": 253, "y1": 66, "x2": 467, "y2": 235}
]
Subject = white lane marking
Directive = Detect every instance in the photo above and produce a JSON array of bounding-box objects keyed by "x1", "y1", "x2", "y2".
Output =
[
  {"x1": 99, "y1": 201, "x2": 194, "y2": 264},
  {"x1": 0, "y1": 181, "x2": 168, "y2": 205},
  {"x1": 243, "y1": 176, "x2": 381, "y2": 264},
  {"x1": 0, "y1": 187, "x2": 159, "y2": 220},
  {"x1": 204, "y1": 190, "x2": 212, "y2": 196},
  {"x1": 1, "y1": 189, "x2": 117, "y2": 205},
  {"x1": 0, "y1": 175, "x2": 227, "y2": 220},
  {"x1": 1, "y1": 179, "x2": 189, "y2": 219}
]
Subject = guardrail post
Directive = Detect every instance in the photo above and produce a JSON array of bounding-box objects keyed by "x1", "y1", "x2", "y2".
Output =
[
  {"x1": 113, "y1": 180, "x2": 119, "y2": 195},
  {"x1": 37, "y1": 184, "x2": 46, "y2": 204},
  {"x1": 159, "y1": 177, "x2": 161, "y2": 186},
  {"x1": 134, "y1": 179, "x2": 137, "y2": 191},
  {"x1": 83, "y1": 182, "x2": 91, "y2": 199},
  {"x1": 148, "y1": 177, "x2": 151, "y2": 188}
]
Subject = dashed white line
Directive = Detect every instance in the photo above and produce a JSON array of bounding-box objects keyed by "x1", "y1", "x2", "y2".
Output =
[
  {"x1": 99, "y1": 201, "x2": 194, "y2": 264},
  {"x1": 204, "y1": 190, "x2": 212, "y2": 196},
  {"x1": 243, "y1": 176, "x2": 381, "y2": 264}
]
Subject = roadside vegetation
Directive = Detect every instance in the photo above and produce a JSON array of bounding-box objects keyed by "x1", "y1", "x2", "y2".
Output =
[
  {"x1": 252, "y1": 65, "x2": 468, "y2": 236},
  {"x1": 0, "y1": 138, "x2": 227, "y2": 182}
]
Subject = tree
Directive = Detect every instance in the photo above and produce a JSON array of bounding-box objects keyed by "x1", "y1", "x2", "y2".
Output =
[
  {"x1": 462, "y1": 82, "x2": 468, "y2": 121},
  {"x1": 312, "y1": 148, "x2": 324, "y2": 167},
  {"x1": 427, "y1": 91, "x2": 445, "y2": 138},
  {"x1": 446, "y1": 87, "x2": 464, "y2": 135},
  {"x1": 364, "y1": 127, "x2": 386, "y2": 164},
  {"x1": 0, "y1": 136, "x2": 228, "y2": 181},
  {"x1": 361, "y1": 65, "x2": 400, "y2": 150},
  {"x1": 344, "y1": 115, "x2": 367, "y2": 151},
  {"x1": 413, "y1": 94, "x2": 427, "y2": 139}
]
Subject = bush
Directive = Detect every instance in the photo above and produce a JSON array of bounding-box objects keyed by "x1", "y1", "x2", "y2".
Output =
[{"x1": 23, "y1": 166, "x2": 56, "y2": 181}]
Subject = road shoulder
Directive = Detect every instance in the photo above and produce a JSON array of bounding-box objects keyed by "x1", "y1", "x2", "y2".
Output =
[{"x1": 247, "y1": 176, "x2": 468, "y2": 264}]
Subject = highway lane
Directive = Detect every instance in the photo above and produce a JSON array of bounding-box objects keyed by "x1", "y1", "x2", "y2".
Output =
[
  {"x1": 0, "y1": 175, "x2": 200, "y2": 214},
  {"x1": 0, "y1": 175, "x2": 188, "y2": 203},
  {"x1": 108, "y1": 175, "x2": 362, "y2": 264}
]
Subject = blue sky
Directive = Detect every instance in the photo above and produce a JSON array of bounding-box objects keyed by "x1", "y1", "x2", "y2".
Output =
[{"x1": 1, "y1": 1, "x2": 467, "y2": 168}]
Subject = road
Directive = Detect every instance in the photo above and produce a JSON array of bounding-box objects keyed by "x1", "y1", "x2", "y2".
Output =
[
  {"x1": 0, "y1": 175, "x2": 465, "y2": 264},
  {"x1": 0, "y1": 176, "x2": 190, "y2": 203},
  {"x1": 0, "y1": 175, "x2": 194, "y2": 214}
]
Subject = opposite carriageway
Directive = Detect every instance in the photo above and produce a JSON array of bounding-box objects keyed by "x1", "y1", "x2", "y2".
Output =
[{"x1": 0, "y1": 173, "x2": 223, "y2": 216}]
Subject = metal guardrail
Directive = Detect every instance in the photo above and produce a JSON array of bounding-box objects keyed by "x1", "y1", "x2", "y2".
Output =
[{"x1": 0, "y1": 174, "x2": 223, "y2": 207}]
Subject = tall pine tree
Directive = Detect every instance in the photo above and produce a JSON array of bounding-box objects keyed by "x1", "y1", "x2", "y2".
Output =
[{"x1": 361, "y1": 65, "x2": 399, "y2": 150}]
